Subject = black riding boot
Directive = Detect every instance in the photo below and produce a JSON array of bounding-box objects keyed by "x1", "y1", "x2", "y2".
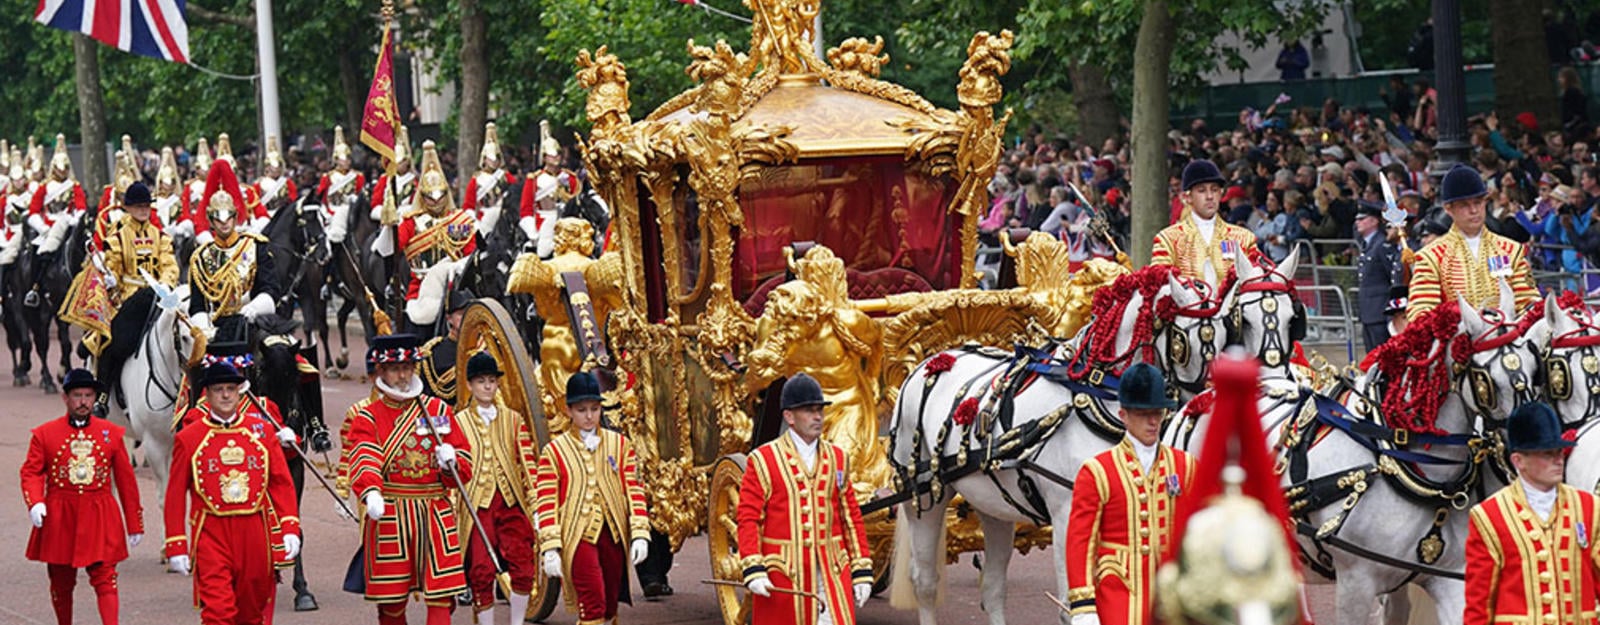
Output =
[{"x1": 637, "y1": 529, "x2": 675, "y2": 598}]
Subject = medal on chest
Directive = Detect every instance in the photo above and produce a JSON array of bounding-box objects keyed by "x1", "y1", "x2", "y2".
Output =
[
  {"x1": 1580, "y1": 521, "x2": 1590, "y2": 548},
  {"x1": 398, "y1": 434, "x2": 435, "y2": 479},
  {"x1": 1166, "y1": 474, "x2": 1181, "y2": 497},
  {"x1": 1486, "y1": 253, "x2": 1512, "y2": 278},
  {"x1": 67, "y1": 434, "x2": 97, "y2": 485}
]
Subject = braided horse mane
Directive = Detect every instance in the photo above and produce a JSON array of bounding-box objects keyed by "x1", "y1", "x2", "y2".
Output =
[{"x1": 1066, "y1": 264, "x2": 1216, "y2": 379}]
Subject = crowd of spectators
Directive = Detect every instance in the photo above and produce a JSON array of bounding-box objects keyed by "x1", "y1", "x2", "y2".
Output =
[{"x1": 983, "y1": 71, "x2": 1600, "y2": 292}]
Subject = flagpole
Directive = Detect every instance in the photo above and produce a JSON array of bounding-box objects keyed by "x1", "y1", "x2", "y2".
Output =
[{"x1": 255, "y1": 0, "x2": 282, "y2": 151}]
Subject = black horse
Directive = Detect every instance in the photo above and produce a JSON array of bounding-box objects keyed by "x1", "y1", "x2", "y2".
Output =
[
  {"x1": 254, "y1": 333, "x2": 331, "y2": 611},
  {"x1": 2, "y1": 250, "x2": 34, "y2": 387},
  {"x1": 320, "y1": 192, "x2": 388, "y2": 374},
  {"x1": 262, "y1": 198, "x2": 332, "y2": 353},
  {"x1": 24, "y1": 213, "x2": 88, "y2": 392}
]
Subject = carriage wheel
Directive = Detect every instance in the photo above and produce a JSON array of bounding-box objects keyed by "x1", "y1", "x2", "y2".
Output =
[
  {"x1": 708, "y1": 455, "x2": 753, "y2": 625},
  {"x1": 454, "y1": 298, "x2": 561, "y2": 621}
]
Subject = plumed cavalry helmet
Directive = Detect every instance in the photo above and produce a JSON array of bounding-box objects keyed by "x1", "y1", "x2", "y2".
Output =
[
  {"x1": 156, "y1": 147, "x2": 180, "y2": 191},
  {"x1": 394, "y1": 124, "x2": 411, "y2": 167},
  {"x1": 201, "y1": 159, "x2": 248, "y2": 224},
  {"x1": 213, "y1": 133, "x2": 236, "y2": 167},
  {"x1": 49, "y1": 133, "x2": 72, "y2": 180},
  {"x1": 540, "y1": 119, "x2": 561, "y2": 160},
  {"x1": 191, "y1": 137, "x2": 213, "y2": 181},
  {"x1": 264, "y1": 135, "x2": 284, "y2": 171},
  {"x1": 480, "y1": 121, "x2": 501, "y2": 169},
  {"x1": 332, "y1": 125, "x2": 351, "y2": 163},
  {"x1": 113, "y1": 135, "x2": 137, "y2": 194},
  {"x1": 415, "y1": 140, "x2": 454, "y2": 214}
]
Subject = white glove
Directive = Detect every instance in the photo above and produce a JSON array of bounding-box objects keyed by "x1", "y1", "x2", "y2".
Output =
[
  {"x1": 434, "y1": 443, "x2": 457, "y2": 469},
  {"x1": 364, "y1": 491, "x2": 386, "y2": 521},
  {"x1": 854, "y1": 582, "x2": 871, "y2": 607},
  {"x1": 283, "y1": 534, "x2": 301, "y2": 561},
  {"x1": 190, "y1": 312, "x2": 215, "y2": 340},
  {"x1": 128, "y1": 533, "x2": 143, "y2": 548},
  {"x1": 542, "y1": 551, "x2": 563, "y2": 578},
  {"x1": 368, "y1": 204, "x2": 384, "y2": 222},
  {"x1": 249, "y1": 216, "x2": 270, "y2": 234},
  {"x1": 240, "y1": 292, "x2": 275, "y2": 321},
  {"x1": 101, "y1": 264, "x2": 117, "y2": 288},
  {"x1": 196, "y1": 230, "x2": 214, "y2": 246},
  {"x1": 28, "y1": 503, "x2": 46, "y2": 528},
  {"x1": 630, "y1": 538, "x2": 649, "y2": 565},
  {"x1": 1072, "y1": 613, "x2": 1101, "y2": 625},
  {"x1": 746, "y1": 577, "x2": 773, "y2": 598},
  {"x1": 276, "y1": 427, "x2": 297, "y2": 448},
  {"x1": 169, "y1": 555, "x2": 191, "y2": 576},
  {"x1": 518, "y1": 215, "x2": 539, "y2": 243}
]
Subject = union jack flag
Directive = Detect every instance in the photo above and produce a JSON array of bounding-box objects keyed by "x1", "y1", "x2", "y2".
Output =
[{"x1": 35, "y1": 0, "x2": 191, "y2": 64}]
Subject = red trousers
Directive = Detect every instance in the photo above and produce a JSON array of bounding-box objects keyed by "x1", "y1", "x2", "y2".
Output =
[
  {"x1": 571, "y1": 531, "x2": 625, "y2": 622},
  {"x1": 466, "y1": 492, "x2": 537, "y2": 612},
  {"x1": 377, "y1": 598, "x2": 453, "y2": 625},
  {"x1": 47, "y1": 562, "x2": 118, "y2": 625},
  {"x1": 193, "y1": 514, "x2": 274, "y2": 625}
]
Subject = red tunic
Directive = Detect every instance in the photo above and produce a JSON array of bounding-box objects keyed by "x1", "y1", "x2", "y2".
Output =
[
  {"x1": 370, "y1": 172, "x2": 415, "y2": 212},
  {"x1": 343, "y1": 394, "x2": 474, "y2": 602},
  {"x1": 315, "y1": 170, "x2": 366, "y2": 201},
  {"x1": 517, "y1": 169, "x2": 578, "y2": 221},
  {"x1": 28, "y1": 180, "x2": 86, "y2": 227},
  {"x1": 21, "y1": 416, "x2": 143, "y2": 567},
  {"x1": 460, "y1": 170, "x2": 517, "y2": 215},
  {"x1": 1466, "y1": 481, "x2": 1600, "y2": 625},
  {"x1": 397, "y1": 209, "x2": 477, "y2": 298},
  {"x1": 1065, "y1": 439, "x2": 1195, "y2": 625},
  {"x1": 735, "y1": 434, "x2": 872, "y2": 625},
  {"x1": 163, "y1": 410, "x2": 300, "y2": 606}
]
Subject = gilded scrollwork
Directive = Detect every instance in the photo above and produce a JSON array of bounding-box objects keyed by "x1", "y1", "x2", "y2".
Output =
[{"x1": 826, "y1": 36, "x2": 887, "y2": 78}]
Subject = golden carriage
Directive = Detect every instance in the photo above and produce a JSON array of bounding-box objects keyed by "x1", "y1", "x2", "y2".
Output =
[{"x1": 453, "y1": 2, "x2": 1124, "y2": 623}]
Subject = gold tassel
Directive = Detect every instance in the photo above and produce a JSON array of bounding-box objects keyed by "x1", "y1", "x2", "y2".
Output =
[{"x1": 379, "y1": 181, "x2": 400, "y2": 226}]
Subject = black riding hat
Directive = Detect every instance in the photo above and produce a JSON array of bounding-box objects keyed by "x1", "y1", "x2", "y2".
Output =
[
  {"x1": 199, "y1": 362, "x2": 248, "y2": 388},
  {"x1": 465, "y1": 351, "x2": 502, "y2": 380},
  {"x1": 780, "y1": 373, "x2": 831, "y2": 410},
  {"x1": 1440, "y1": 164, "x2": 1488, "y2": 205},
  {"x1": 448, "y1": 290, "x2": 474, "y2": 314},
  {"x1": 566, "y1": 371, "x2": 603, "y2": 405},
  {"x1": 1180, "y1": 160, "x2": 1226, "y2": 192},
  {"x1": 123, "y1": 181, "x2": 152, "y2": 206},
  {"x1": 1507, "y1": 402, "x2": 1573, "y2": 452},
  {"x1": 61, "y1": 368, "x2": 103, "y2": 393},
  {"x1": 1119, "y1": 362, "x2": 1178, "y2": 410}
]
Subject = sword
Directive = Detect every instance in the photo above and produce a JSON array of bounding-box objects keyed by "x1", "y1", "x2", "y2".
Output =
[
  {"x1": 1066, "y1": 181, "x2": 1125, "y2": 257},
  {"x1": 1378, "y1": 172, "x2": 1408, "y2": 231}
]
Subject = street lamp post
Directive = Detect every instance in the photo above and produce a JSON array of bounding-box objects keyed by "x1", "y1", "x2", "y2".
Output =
[{"x1": 1430, "y1": 0, "x2": 1468, "y2": 176}]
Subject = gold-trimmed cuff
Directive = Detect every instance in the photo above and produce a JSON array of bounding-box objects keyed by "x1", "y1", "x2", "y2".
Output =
[{"x1": 739, "y1": 554, "x2": 769, "y2": 585}]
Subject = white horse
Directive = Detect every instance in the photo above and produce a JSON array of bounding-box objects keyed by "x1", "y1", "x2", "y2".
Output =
[
  {"x1": 1548, "y1": 294, "x2": 1600, "y2": 493},
  {"x1": 1284, "y1": 288, "x2": 1546, "y2": 625},
  {"x1": 106, "y1": 281, "x2": 204, "y2": 506},
  {"x1": 887, "y1": 267, "x2": 1231, "y2": 625},
  {"x1": 1164, "y1": 247, "x2": 1303, "y2": 453}
]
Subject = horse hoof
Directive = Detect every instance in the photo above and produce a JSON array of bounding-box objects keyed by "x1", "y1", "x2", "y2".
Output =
[
  {"x1": 335, "y1": 355, "x2": 349, "y2": 369},
  {"x1": 40, "y1": 379, "x2": 56, "y2": 394},
  {"x1": 294, "y1": 593, "x2": 319, "y2": 611},
  {"x1": 13, "y1": 374, "x2": 26, "y2": 387}
]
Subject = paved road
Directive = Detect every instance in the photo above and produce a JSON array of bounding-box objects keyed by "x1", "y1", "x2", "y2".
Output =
[{"x1": 0, "y1": 334, "x2": 1378, "y2": 624}]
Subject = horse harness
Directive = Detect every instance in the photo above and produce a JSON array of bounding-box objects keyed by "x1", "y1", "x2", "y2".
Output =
[
  {"x1": 1277, "y1": 317, "x2": 1536, "y2": 583},
  {"x1": 1224, "y1": 268, "x2": 1306, "y2": 368}
]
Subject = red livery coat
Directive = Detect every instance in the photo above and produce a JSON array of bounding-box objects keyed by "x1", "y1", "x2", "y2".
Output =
[
  {"x1": 343, "y1": 394, "x2": 474, "y2": 602},
  {"x1": 1466, "y1": 481, "x2": 1600, "y2": 625},
  {"x1": 1065, "y1": 439, "x2": 1195, "y2": 625},
  {"x1": 735, "y1": 434, "x2": 872, "y2": 625},
  {"x1": 21, "y1": 416, "x2": 143, "y2": 567}
]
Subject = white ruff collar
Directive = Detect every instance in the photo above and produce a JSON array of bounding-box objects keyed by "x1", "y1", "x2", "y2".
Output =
[{"x1": 376, "y1": 376, "x2": 424, "y2": 401}]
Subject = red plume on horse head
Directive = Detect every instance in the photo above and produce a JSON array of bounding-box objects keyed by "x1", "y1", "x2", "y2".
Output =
[{"x1": 200, "y1": 158, "x2": 248, "y2": 225}]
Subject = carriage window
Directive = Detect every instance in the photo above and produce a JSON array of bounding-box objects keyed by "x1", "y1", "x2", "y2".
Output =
[{"x1": 732, "y1": 156, "x2": 960, "y2": 305}]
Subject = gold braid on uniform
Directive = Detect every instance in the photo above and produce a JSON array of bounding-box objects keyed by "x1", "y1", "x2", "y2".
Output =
[{"x1": 418, "y1": 336, "x2": 457, "y2": 397}]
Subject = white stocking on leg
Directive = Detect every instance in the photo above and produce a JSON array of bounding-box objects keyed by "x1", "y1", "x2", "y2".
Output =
[{"x1": 508, "y1": 592, "x2": 530, "y2": 625}]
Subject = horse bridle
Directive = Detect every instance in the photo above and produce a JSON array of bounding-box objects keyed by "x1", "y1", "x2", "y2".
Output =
[
  {"x1": 1545, "y1": 308, "x2": 1600, "y2": 425},
  {"x1": 1161, "y1": 284, "x2": 1227, "y2": 397},
  {"x1": 1227, "y1": 269, "x2": 1301, "y2": 369},
  {"x1": 1455, "y1": 313, "x2": 1537, "y2": 429},
  {"x1": 139, "y1": 308, "x2": 199, "y2": 409}
]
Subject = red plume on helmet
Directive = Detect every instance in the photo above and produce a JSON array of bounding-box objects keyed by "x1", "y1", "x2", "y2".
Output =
[{"x1": 200, "y1": 158, "x2": 248, "y2": 223}]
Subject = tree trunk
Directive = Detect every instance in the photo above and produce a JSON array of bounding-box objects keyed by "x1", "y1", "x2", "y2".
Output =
[
  {"x1": 1129, "y1": 0, "x2": 1175, "y2": 267},
  {"x1": 338, "y1": 49, "x2": 365, "y2": 137},
  {"x1": 72, "y1": 34, "x2": 108, "y2": 208},
  {"x1": 457, "y1": 0, "x2": 489, "y2": 187},
  {"x1": 1069, "y1": 61, "x2": 1119, "y2": 150},
  {"x1": 1490, "y1": 0, "x2": 1556, "y2": 130}
]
